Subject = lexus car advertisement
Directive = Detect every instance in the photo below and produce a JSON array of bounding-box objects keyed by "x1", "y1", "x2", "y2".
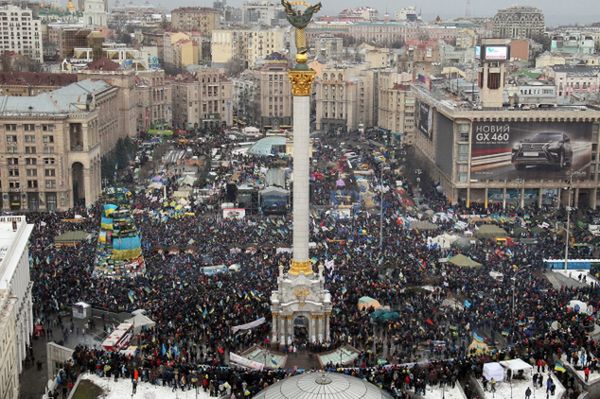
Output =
[{"x1": 470, "y1": 122, "x2": 593, "y2": 181}]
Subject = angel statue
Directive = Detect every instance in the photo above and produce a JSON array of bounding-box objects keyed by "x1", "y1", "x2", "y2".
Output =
[{"x1": 281, "y1": 0, "x2": 322, "y2": 63}]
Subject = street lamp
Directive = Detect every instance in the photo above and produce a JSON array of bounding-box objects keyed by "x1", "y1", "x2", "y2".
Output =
[{"x1": 564, "y1": 175, "x2": 573, "y2": 270}]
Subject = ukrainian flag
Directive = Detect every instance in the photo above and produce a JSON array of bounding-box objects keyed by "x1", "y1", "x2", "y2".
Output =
[{"x1": 554, "y1": 361, "x2": 566, "y2": 373}]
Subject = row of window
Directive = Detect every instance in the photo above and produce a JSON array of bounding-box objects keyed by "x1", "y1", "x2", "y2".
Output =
[
  {"x1": 5, "y1": 146, "x2": 54, "y2": 154},
  {"x1": 5, "y1": 180, "x2": 56, "y2": 189},
  {"x1": 4, "y1": 124, "x2": 54, "y2": 131},
  {"x1": 6, "y1": 168, "x2": 55, "y2": 177},
  {"x1": 7, "y1": 157, "x2": 55, "y2": 165}
]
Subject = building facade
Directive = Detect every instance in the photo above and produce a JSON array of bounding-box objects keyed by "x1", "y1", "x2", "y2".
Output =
[
  {"x1": 546, "y1": 65, "x2": 600, "y2": 99},
  {"x1": 0, "y1": 4, "x2": 43, "y2": 63},
  {"x1": 135, "y1": 70, "x2": 172, "y2": 132},
  {"x1": 257, "y1": 60, "x2": 292, "y2": 130},
  {"x1": 83, "y1": 0, "x2": 107, "y2": 28},
  {"x1": 171, "y1": 7, "x2": 220, "y2": 34},
  {"x1": 0, "y1": 80, "x2": 116, "y2": 210},
  {"x1": 241, "y1": 0, "x2": 284, "y2": 27},
  {"x1": 0, "y1": 215, "x2": 33, "y2": 378},
  {"x1": 492, "y1": 6, "x2": 545, "y2": 39},
  {"x1": 377, "y1": 71, "x2": 415, "y2": 144},
  {"x1": 0, "y1": 290, "x2": 17, "y2": 399},
  {"x1": 314, "y1": 65, "x2": 376, "y2": 133},
  {"x1": 412, "y1": 84, "x2": 600, "y2": 209},
  {"x1": 211, "y1": 28, "x2": 285, "y2": 68},
  {"x1": 171, "y1": 68, "x2": 233, "y2": 130},
  {"x1": 551, "y1": 33, "x2": 596, "y2": 55}
]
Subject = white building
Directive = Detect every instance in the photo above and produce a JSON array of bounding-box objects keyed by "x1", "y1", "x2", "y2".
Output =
[
  {"x1": 241, "y1": 0, "x2": 283, "y2": 27},
  {"x1": 0, "y1": 290, "x2": 18, "y2": 399},
  {"x1": 395, "y1": 6, "x2": 418, "y2": 22},
  {"x1": 83, "y1": 0, "x2": 107, "y2": 28},
  {"x1": 0, "y1": 216, "x2": 34, "y2": 377},
  {"x1": 0, "y1": 4, "x2": 43, "y2": 63},
  {"x1": 211, "y1": 28, "x2": 286, "y2": 68}
]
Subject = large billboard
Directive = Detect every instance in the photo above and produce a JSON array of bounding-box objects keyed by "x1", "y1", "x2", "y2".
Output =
[
  {"x1": 470, "y1": 122, "x2": 593, "y2": 181},
  {"x1": 484, "y1": 46, "x2": 509, "y2": 61},
  {"x1": 435, "y1": 112, "x2": 454, "y2": 176},
  {"x1": 417, "y1": 101, "x2": 433, "y2": 140}
]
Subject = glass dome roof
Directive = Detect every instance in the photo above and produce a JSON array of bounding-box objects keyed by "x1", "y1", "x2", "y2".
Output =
[{"x1": 253, "y1": 372, "x2": 393, "y2": 399}]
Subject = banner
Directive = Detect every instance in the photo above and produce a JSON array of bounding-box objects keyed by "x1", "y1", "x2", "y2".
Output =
[
  {"x1": 471, "y1": 121, "x2": 593, "y2": 181},
  {"x1": 223, "y1": 208, "x2": 245, "y2": 220},
  {"x1": 417, "y1": 101, "x2": 433, "y2": 140},
  {"x1": 229, "y1": 352, "x2": 264, "y2": 370},
  {"x1": 232, "y1": 317, "x2": 266, "y2": 334}
]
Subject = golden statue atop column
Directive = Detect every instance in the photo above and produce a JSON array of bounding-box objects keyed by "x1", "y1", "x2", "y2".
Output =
[{"x1": 281, "y1": 0, "x2": 322, "y2": 66}]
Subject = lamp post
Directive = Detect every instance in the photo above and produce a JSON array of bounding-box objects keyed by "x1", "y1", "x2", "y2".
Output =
[{"x1": 564, "y1": 175, "x2": 573, "y2": 271}]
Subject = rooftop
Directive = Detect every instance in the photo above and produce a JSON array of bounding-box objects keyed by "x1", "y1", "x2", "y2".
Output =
[
  {"x1": 0, "y1": 79, "x2": 112, "y2": 116},
  {"x1": 0, "y1": 72, "x2": 77, "y2": 87},
  {"x1": 0, "y1": 216, "x2": 33, "y2": 290}
]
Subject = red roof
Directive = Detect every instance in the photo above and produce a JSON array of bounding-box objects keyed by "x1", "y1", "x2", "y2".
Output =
[
  {"x1": 0, "y1": 72, "x2": 77, "y2": 87},
  {"x1": 86, "y1": 57, "x2": 121, "y2": 71}
]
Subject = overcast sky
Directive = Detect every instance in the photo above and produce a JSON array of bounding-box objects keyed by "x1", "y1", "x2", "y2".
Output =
[{"x1": 148, "y1": 0, "x2": 600, "y2": 26}]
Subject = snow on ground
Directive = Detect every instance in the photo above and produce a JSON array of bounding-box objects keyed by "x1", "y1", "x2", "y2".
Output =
[
  {"x1": 476, "y1": 374, "x2": 565, "y2": 399},
  {"x1": 554, "y1": 269, "x2": 599, "y2": 287},
  {"x1": 317, "y1": 346, "x2": 360, "y2": 366},
  {"x1": 423, "y1": 383, "x2": 467, "y2": 399},
  {"x1": 77, "y1": 373, "x2": 212, "y2": 399},
  {"x1": 561, "y1": 354, "x2": 600, "y2": 384}
]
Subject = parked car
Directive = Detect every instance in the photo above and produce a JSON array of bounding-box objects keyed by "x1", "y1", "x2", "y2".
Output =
[{"x1": 511, "y1": 132, "x2": 572, "y2": 170}]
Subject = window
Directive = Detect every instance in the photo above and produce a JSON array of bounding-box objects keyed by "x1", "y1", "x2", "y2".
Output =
[
  {"x1": 458, "y1": 144, "x2": 469, "y2": 162},
  {"x1": 42, "y1": 124, "x2": 54, "y2": 132},
  {"x1": 43, "y1": 146, "x2": 54, "y2": 154},
  {"x1": 27, "y1": 180, "x2": 38, "y2": 188},
  {"x1": 24, "y1": 123, "x2": 35, "y2": 131},
  {"x1": 5, "y1": 124, "x2": 16, "y2": 131},
  {"x1": 25, "y1": 135, "x2": 35, "y2": 142},
  {"x1": 25, "y1": 158, "x2": 36, "y2": 165},
  {"x1": 25, "y1": 146, "x2": 36, "y2": 154},
  {"x1": 26, "y1": 169, "x2": 37, "y2": 177},
  {"x1": 8, "y1": 168, "x2": 19, "y2": 177},
  {"x1": 45, "y1": 180, "x2": 56, "y2": 189},
  {"x1": 8, "y1": 158, "x2": 18, "y2": 165},
  {"x1": 42, "y1": 135, "x2": 54, "y2": 143},
  {"x1": 9, "y1": 181, "x2": 20, "y2": 189},
  {"x1": 44, "y1": 169, "x2": 55, "y2": 177},
  {"x1": 43, "y1": 158, "x2": 55, "y2": 165},
  {"x1": 6, "y1": 135, "x2": 17, "y2": 143}
]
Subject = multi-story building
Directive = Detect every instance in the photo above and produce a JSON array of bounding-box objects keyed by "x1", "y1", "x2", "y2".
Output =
[
  {"x1": 0, "y1": 80, "x2": 117, "y2": 210},
  {"x1": 78, "y1": 59, "x2": 137, "y2": 138},
  {"x1": 551, "y1": 33, "x2": 596, "y2": 55},
  {"x1": 339, "y1": 7, "x2": 378, "y2": 21},
  {"x1": 314, "y1": 64, "x2": 376, "y2": 133},
  {"x1": 232, "y1": 71, "x2": 259, "y2": 125},
  {"x1": 135, "y1": 69, "x2": 172, "y2": 131},
  {"x1": 171, "y1": 7, "x2": 220, "y2": 34},
  {"x1": 83, "y1": 0, "x2": 107, "y2": 28},
  {"x1": 492, "y1": 6, "x2": 545, "y2": 39},
  {"x1": 0, "y1": 215, "x2": 33, "y2": 378},
  {"x1": 504, "y1": 81, "x2": 557, "y2": 108},
  {"x1": 546, "y1": 65, "x2": 600, "y2": 99},
  {"x1": 162, "y1": 32, "x2": 200, "y2": 69},
  {"x1": 256, "y1": 60, "x2": 292, "y2": 129},
  {"x1": 395, "y1": 6, "x2": 418, "y2": 22},
  {"x1": 377, "y1": 70, "x2": 415, "y2": 144},
  {"x1": 0, "y1": 72, "x2": 77, "y2": 96},
  {"x1": 109, "y1": 4, "x2": 164, "y2": 29},
  {"x1": 313, "y1": 34, "x2": 344, "y2": 61},
  {"x1": 211, "y1": 28, "x2": 286, "y2": 68},
  {"x1": 0, "y1": 290, "x2": 17, "y2": 399},
  {"x1": 411, "y1": 56, "x2": 600, "y2": 208},
  {"x1": 45, "y1": 24, "x2": 91, "y2": 60},
  {"x1": 241, "y1": 0, "x2": 285, "y2": 27},
  {"x1": 171, "y1": 68, "x2": 233, "y2": 130},
  {"x1": 0, "y1": 4, "x2": 43, "y2": 63}
]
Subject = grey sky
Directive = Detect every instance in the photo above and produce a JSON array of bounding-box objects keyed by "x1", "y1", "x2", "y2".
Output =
[{"x1": 152, "y1": 0, "x2": 599, "y2": 26}]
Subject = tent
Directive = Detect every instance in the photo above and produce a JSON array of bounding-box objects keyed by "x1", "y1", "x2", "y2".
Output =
[
  {"x1": 410, "y1": 220, "x2": 439, "y2": 231},
  {"x1": 358, "y1": 296, "x2": 382, "y2": 311},
  {"x1": 54, "y1": 231, "x2": 92, "y2": 246},
  {"x1": 178, "y1": 175, "x2": 196, "y2": 187},
  {"x1": 430, "y1": 233, "x2": 458, "y2": 249},
  {"x1": 448, "y1": 254, "x2": 482, "y2": 268},
  {"x1": 126, "y1": 313, "x2": 156, "y2": 333},
  {"x1": 483, "y1": 362, "x2": 505, "y2": 383},
  {"x1": 500, "y1": 359, "x2": 534, "y2": 375},
  {"x1": 475, "y1": 224, "x2": 508, "y2": 239}
]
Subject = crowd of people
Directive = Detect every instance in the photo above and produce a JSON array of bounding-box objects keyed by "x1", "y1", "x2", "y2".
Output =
[{"x1": 29, "y1": 130, "x2": 600, "y2": 398}]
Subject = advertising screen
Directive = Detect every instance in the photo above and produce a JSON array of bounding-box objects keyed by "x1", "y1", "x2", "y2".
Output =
[
  {"x1": 470, "y1": 122, "x2": 593, "y2": 181},
  {"x1": 484, "y1": 46, "x2": 508, "y2": 61},
  {"x1": 417, "y1": 101, "x2": 433, "y2": 140}
]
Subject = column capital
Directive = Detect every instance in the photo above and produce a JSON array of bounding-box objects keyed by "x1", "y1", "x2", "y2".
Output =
[{"x1": 288, "y1": 69, "x2": 316, "y2": 96}]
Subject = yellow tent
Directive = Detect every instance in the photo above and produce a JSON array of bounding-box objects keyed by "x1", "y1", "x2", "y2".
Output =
[{"x1": 467, "y1": 339, "x2": 490, "y2": 355}]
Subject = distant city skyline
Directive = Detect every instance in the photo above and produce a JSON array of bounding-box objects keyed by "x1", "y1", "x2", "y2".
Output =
[{"x1": 122, "y1": 0, "x2": 600, "y2": 27}]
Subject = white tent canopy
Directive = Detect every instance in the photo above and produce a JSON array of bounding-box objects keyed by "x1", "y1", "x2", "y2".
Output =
[
  {"x1": 126, "y1": 313, "x2": 156, "y2": 333},
  {"x1": 483, "y1": 362, "x2": 505, "y2": 382},
  {"x1": 569, "y1": 299, "x2": 591, "y2": 315},
  {"x1": 500, "y1": 358, "x2": 534, "y2": 373}
]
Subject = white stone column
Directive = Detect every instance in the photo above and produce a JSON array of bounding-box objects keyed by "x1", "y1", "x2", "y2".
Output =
[
  {"x1": 280, "y1": 316, "x2": 286, "y2": 346},
  {"x1": 272, "y1": 315, "x2": 278, "y2": 343},
  {"x1": 325, "y1": 314, "x2": 330, "y2": 342},
  {"x1": 287, "y1": 316, "x2": 294, "y2": 345},
  {"x1": 292, "y1": 95, "x2": 310, "y2": 263},
  {"x1": 317, "y1": 316, "x2": 323, "y2": 343},
  {"x1": 309, "y1": 316, "x2": 316, "y2": 343}
]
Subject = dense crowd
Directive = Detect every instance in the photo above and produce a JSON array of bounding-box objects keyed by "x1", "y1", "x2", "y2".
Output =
[{"x1": 28, "y1": 130, "x2": 600, "y2": 398}]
